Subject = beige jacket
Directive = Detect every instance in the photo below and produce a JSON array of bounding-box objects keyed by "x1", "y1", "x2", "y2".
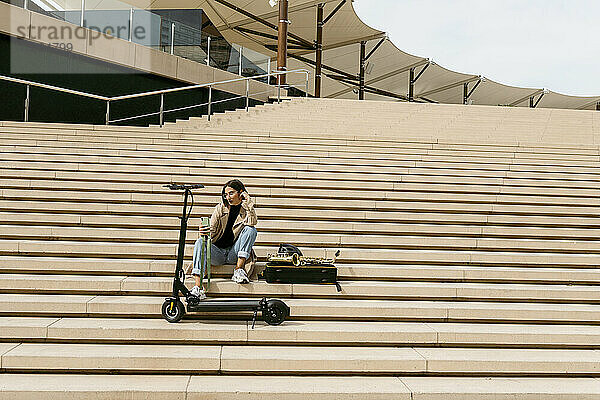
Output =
[{"x1": 209, "y1": 196, "x2": 258, "y2": 278}]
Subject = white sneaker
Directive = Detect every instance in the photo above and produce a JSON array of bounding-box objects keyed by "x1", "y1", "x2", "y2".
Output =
[
  {"x1": 231, "y1": 269, "x2": 242, "y2": 283},
  {"x1": 238, "y1": 268, "x2": 250, "y2": 283},
  {"x1": 190, "y1": 286, "x2": 206, "y2": 300},
  {"x1": 231, "y1": 268, "x2": 249, "y2": 284}
]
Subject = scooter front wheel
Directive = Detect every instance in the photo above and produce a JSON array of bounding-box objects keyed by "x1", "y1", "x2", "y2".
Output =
[
  {"x1": 162, "y1": 298, "x2": 185, "y2": 323},
  {"x1": 263, "y1": 299, "x2": 289, "y2": 326}
]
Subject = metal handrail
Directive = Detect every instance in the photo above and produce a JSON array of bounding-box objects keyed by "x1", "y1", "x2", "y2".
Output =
[{"x1": 0, "y1": 69, "x2": 310, "y2": 126}]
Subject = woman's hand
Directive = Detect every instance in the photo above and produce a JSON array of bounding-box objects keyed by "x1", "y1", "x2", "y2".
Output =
[
  {"x1": 240, "y1": 191, "x2": 251, "y2": 203},
  {"x1": 199, "y1": 225, "x2": 211, "y2": 236}
]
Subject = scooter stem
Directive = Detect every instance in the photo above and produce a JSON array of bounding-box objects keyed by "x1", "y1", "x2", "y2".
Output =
[{"x1": 172, "y1": 188, "x2": 189, "y2": 297}]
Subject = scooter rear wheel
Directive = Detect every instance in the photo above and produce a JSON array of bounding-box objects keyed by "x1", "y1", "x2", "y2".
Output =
[
  {"x1": 263, "y1": 299, "x2": 289, "y2": 325},
  {"x1": 162, "y1": 298, "x2": 185, "y2": 323}
]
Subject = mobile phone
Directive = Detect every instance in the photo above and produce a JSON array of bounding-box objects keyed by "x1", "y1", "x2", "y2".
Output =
[{"x1": 201, "y1": 217, "x2": 210, "y2": 228}]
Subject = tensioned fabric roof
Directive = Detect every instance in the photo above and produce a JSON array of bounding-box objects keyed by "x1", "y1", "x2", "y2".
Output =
[{"x1": 145, "y1": 0, "x2": 600, "y2": 110}]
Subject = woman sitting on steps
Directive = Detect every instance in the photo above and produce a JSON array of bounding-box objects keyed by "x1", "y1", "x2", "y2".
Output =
[{"x1": 190, "y1": 179, "x2": 257, "y2": 299}]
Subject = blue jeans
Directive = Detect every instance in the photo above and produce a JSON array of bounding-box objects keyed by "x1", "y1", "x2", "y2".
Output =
[{"x1": 191, "y1": 226, "x2": 257, "y2": 277}]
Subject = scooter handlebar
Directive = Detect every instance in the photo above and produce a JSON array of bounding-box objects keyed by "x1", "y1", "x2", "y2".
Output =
[{"x1": 164, "y1": 183, "x2": 205, "y2": 190}]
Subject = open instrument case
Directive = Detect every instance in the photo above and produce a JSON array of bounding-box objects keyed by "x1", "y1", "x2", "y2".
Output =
[{"x1": 261, "y1": 244, "x2": 342, "y2": 292}]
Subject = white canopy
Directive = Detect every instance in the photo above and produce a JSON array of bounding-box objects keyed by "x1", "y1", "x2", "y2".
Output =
[{"x1": 141, "y1": 0, "x2": 599, "y2": 110}]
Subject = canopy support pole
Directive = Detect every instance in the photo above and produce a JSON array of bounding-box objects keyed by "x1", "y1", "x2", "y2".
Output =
[
  {"x1": 315, "y1": 3, "x2": 324, "y2": 97},
  {"x1": 359, "y1": 41, "x2": 366, "y2": 100},
  {"x1": 277, "y1": 0, "x2": 289, "y2": 86},
  {"x1": 530, "y1": 92, "x2": 545, "y2": 108},
  {"x1": 597, "y1": 102, "x2": 600, "y2": 111},
  {"x1": 408, "y1": 62, "x2": 430, "y2": 102},
  {"x1": 463, "y1": 78, "x2": 482, "y2": 104}
]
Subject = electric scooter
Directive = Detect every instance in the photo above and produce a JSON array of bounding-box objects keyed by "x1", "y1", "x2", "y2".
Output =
[{"x1": 160, "y1": 183, "x2": 290, "y2": 327}]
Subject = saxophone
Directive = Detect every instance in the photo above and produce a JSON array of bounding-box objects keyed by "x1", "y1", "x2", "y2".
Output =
[
  {"x1": 266, "y1": 253, "x2": 300, "y2": 266},
  {"x1": 267, "y1": 250, "x2": 340, "y2": 267}
]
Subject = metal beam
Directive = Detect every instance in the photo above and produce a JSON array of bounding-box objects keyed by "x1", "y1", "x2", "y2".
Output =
[
  {"x1": 363, "y1": 87, "x2": 409, "y2": 102},
  {"x1": 326, "y1": 59, "x2": 428, "y2": 99},
  {"x1": 234, "y1": 27, "x2": 309, "y2": 48},
  {"x1": 323, "y1": 0, "x2": 346, "y2": 24},
  {"x1": 530, "y1": 92, "x2": 545, "y2": 108},
  {"x1": 315, "y1": 3, "x2": 324, "y2": 97},
  {"x1": 214, "y1": 0, "x2": 339, "y2": 31},
  {"x1": 326, "y1": 74, "x2": 358, "y2": 81},
  {"x1": 266, "y1": 44, "x2": 314, "y2": 50},
  {"x1": 211, "y1": 0, "x2": 314, "y2": 49},
  {"x1": 508, "y1": 89, "x2": 544, "y2": 107},
  {"x1": 413, "y1": 62, "x2": 430, "y2": 83},
  {"x1": 463, "y1": 78, "x2": 482, "y2": 104},
  {"x1": 288, "y1": 52, "x2": 356, "y2": 80},
  {"x1": 365, "y1": 37, "x2": 386, "y2": 61},
  {"x1": 415, "y1": 76, "x2": 481, "y2": 99},
  {"x1": 289, "y1": 32, "x2": 387, "y2": 57},
  {"x1": 575, "y1": 98, "x2": 600, "y2": 110},
  {"x1": 326, "y1": 74, "x2": 409, "y2": 102}
]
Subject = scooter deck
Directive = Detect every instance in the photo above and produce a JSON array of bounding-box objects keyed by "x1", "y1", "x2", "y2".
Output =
[{"x1": 186, "y1": 299, "x2": 262, "y2": 312}]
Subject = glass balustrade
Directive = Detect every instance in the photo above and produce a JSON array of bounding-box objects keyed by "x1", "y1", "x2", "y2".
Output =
[{"x1": 3, "y1": 0, "x2": 278, "y2": 84}]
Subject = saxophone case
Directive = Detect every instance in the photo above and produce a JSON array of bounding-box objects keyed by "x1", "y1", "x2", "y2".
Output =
[{"x1": 262, "y1": 244, "x2": 341, "y2": 292}]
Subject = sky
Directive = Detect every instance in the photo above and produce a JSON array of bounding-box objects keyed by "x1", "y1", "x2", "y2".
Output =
[{"x1": 353, "y1": 0, "x2": 600, "y2": 96}]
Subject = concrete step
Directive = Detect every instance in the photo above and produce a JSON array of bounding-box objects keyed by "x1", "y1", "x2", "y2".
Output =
[
  {"x1": 8, "y1": 157, "x2": 600, "y2": 192},
  {"x1": 2, "y1": 342, "x2": 600, "y2": 375},
  {"x1": 3, "y1": 133, "x2": 600, "y2": 168},
  {"x1": 4, "y1": 128, "x2": 600, "y2": 163},
  {"x1": 5, "y1": 294, "x2": 600, "y2": 324},
  {"x1": 4, "y1": 317, "x2": 600, "y2": 348},
  {"x1": 6, "y1": 237, "x2": 600, "y2": 267},
  {"x1": 3, "y1": 207, "x2": 600, "y2": 229},
  {"x1": 6, "y1": 213, "x2": 600, "y2": 241},
  {"x1": 7, "y1": 225, "x2": 600, "y2": 254},
  {"x1": 3, "y1": 192, "x2": 600, "y2": 218},
  {"x1": 5, "y1": 179, "x2": 600, "y2": 205},
  {"x1": 3, "y1": 375, "x2": 600, "y2": 399},
  {"x1": 3, "y1": 256, "x2": 600, "y2": 285},
  {"x1": 7, "y1": 150, "x2": 600, "y2": 182},
  {"x1": 2, "y1": 274, "x2": 600, "y2": 303},
  {"x1": 8, "y1": 142, "x2": 600, "y2": 174}
]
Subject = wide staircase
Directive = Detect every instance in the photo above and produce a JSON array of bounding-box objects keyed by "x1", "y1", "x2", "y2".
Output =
[{"x1": 1, "y1": 98, "x2": 600, "y2": 398}]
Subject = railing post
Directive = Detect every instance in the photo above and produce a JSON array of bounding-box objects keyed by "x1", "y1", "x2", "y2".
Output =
[
  {"x1": 238, "y1": 47, "x2": 243, "y2": 76},
  {"x1": 277, "y1": 78, "x2": 281, "y2": 104},
  {"x1": 105, "y1": 100, "x2": 110, "y2": 125},
  {"x1": 245, "y1": 79, "x2": 250, "y2": 112},
  {"x1": 80, "y1": 0, "x2": 85, "y2": 27},
  {"x1": 159, "y1": 93, "x2": 164, "y2": 127},
  {"x1": 24, "y1": 84, "x2": 30, "y2": 122},
  {"x1": 128, "y1": 9, "x2": 133, "y2": 42},
  {"x1": 206, "y1": 36, "x2": 211, "y2": 66},
  {"x1": 207, "y1": 85, "x2": 212, "y2": 121},
  {"x1": 267, "y1": 59, "x2": 271, "y2": 84},
  {"x1": 305, "y1": 72, "x2": 309, "y2": 97},
  {"x1": 170, "y1": 23, "x2": 175, "y2": 55},
  {"x1": 24, "y1": 0, "x2": 28, "y2": 10}
]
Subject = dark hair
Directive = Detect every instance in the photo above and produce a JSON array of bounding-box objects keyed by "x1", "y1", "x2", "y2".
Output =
[{"x1": 221, "y1": 179, "x2": 246, "y2": 206}]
